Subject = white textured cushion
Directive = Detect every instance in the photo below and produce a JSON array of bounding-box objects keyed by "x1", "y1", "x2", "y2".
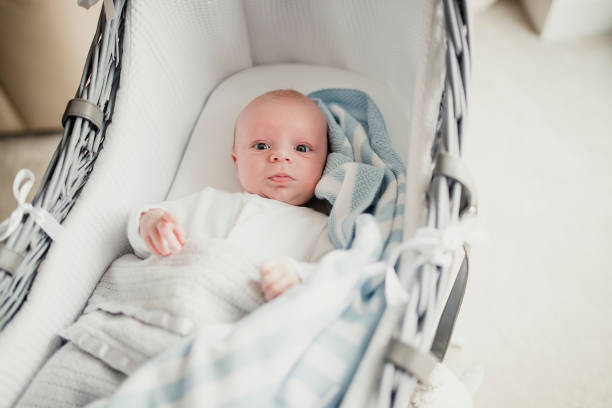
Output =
[{"x1": 168, "y1": 64, "x2": 411, "y2": 200}]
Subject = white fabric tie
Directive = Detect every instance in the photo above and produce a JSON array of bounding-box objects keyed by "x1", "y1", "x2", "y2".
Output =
[
  {"x1": 388, "y1": 219, "x2": 483, "y2": 271},
  {"x1": 377, "y1": 218, "x2": 483, "y2": 306},
  {"x1": 77, "y1": 0, "x2": 116, "y2": 20},
  {"x1": 0, "y1": 169, "x2": 64, "y2": 242}
]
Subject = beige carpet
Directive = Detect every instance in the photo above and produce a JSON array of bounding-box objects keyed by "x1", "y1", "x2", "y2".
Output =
[
  {"x1": 1, "y1": 1, "x2": 611, "y2": 407},
  {"x1": 445, "y1": 1, "x2": 612, "y2": 407}
]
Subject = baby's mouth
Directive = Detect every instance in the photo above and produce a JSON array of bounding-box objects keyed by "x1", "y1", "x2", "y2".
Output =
[{"x1": 268, "y1": 173, "x2": 295, "y2": 183}]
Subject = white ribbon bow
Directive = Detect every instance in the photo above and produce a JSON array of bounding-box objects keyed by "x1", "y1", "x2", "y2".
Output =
[
  {"x1": 77, "y1": 0, "x2": 116, "y2": 20},
  {"x1": 0, "y1": 169, "x2": 63, "y2": 242},
  {"x1": 378, "y1": 218, "x2": 484, "y2": 306},
  {"x1": 388, "y1": 219, "x2": 483, "y2": 271}
]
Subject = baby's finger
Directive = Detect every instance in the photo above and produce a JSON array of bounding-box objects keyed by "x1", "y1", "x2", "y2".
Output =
[
  {"x1": 163, "y1": 211, "x2": 177, "y2": 222},
  {"x1": 148, "y1": 229, "x2": 164, "y2": 254},
  {"x1": 165, "y1": 228, "x2": 183, "y2": 254},
  {"x1": 163, "y1": 212, "x2": 182, "y2": 229},
  {"x1": 265, "y1": 283, "x2": 290, "y2": 302},
  {"x1": 173, "y1": 227, "x2": 186, "y2": 247},
  {"x1": 262, "y1": 270, "x2": 289, "y2": 290},
  {"x1": 161, "y1": 212, "x2": 185, "y2": 247},
  {"x1": 260, "y1": 260, "x2": 276, "y2": 273},
  {"x1": 264, "y1": 278, "x2": 293, "y2": 302},
  {"x1": 260, "y1": 260, "x2": 283, "y2": 278},
  {"x1": 261, "y1": 268, "x2": 283, "y2": 286},
  {"x1": 157, "y1": 220, "x2": 181, "y2": 253},
  {"x1": 261, "y1": 277, "x2": 275, "y2": 295},
  {"x1": 153, "y1": 224, "x2": 170, "y2": 256},
  {"x1": 145, "y1": 236, "x2": 162, "y2": 256}
]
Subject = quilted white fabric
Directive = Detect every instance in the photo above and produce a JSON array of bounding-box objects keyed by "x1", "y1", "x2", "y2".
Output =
[
  {"x1": 0, "y1": 0, "x2": 442, "y2": 405},
  {"x1": 243, "y1": 0, "x2": 430, "y2": 105}
]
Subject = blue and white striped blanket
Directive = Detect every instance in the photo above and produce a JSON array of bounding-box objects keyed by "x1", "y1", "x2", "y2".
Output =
[
  {"x1": 89, "y1": 89, "x2": 406, "y2": 407},
  {"x1": 311, "y1": 88, "x2": 406, "y2": 259}
]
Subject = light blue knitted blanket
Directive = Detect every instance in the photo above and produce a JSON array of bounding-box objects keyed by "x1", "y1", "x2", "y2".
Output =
[{"x1": 309, "y1": 88, "x2": 406, "y2": 258}]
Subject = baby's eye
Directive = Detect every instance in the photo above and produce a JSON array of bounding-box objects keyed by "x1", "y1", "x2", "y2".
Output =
[
  {"x1": 295, "y1": 144, "x2": 311, "y2": 153},
  {"x1": 253, "y1": 142, "x2": 270, "y2": 150}
]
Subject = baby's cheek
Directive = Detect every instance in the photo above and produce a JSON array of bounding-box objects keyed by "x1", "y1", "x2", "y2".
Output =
[{"x1": 236, "y1": 158, "x2": 260, "y2": 191}]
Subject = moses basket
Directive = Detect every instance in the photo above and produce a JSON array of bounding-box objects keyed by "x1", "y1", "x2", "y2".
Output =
[{"x1": 0, "y1": 0, "x2": 476, "y2": 406}]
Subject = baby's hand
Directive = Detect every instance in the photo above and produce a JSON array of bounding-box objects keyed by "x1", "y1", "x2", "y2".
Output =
[
  {"x1": 139, "y1": 208, "x2": 185, "y2": 256},
  {"x1": 260, "y1": 257, "x2": 302, "y2": 302}
]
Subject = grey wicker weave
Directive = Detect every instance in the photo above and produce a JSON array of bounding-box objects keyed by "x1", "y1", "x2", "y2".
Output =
[
  {"x1": 375, "y1": 0, "x2": 475, "y2": 404},
  {"x1": 0, "y1": 1, "x2": 126, "y2": 330},
  {"x1": 0, "y1": 0, "x2": 474, "y2": 404}
]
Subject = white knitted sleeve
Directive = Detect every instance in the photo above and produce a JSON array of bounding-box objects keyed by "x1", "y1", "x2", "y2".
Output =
[{"x1": 126, "y1": 187, "x2": 245, "y2": 259}]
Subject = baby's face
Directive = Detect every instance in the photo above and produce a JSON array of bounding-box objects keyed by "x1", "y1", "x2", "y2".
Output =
[{"x1": 232, "y1": 94, "x2": 328, "y2": 205}]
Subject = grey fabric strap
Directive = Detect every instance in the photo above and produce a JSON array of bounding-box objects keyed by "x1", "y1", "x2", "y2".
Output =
[
  {"x1": 431, "y1": 247, "x2": 469, "y2": 360},
  {"x1": 62, "y1": 98, "x2": 104, "y2": 130},
  {"x1": 386, "y1": 338, "x2": 438, "y2": 384},
  {"x1": 433, "y1": 152, "x2": 478, "y2": 214},
  {"x1": 0, "y1": 245, "x2": 23, "y2": 277}
]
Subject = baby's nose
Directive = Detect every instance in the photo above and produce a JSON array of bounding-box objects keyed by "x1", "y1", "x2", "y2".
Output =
[{"x1": 270, "y1": 151, "x2": 292, "y2": 163}]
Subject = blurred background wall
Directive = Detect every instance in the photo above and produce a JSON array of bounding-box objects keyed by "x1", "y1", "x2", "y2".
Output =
[
  {"x1": 0, "y1": 0, "x2": 100, "y2": 134},
  {"x1": 521, "y1": 0, "x2": 612, "y2": 40},
  {"x1": 2, "y1": 0, "x2": 610, "y2": 135}
]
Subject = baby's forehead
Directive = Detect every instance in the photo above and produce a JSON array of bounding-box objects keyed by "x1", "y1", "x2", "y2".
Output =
[
  {"x1": 250, "y1": 93, "x2": 314, "y2": 112},
  {"x1": 238, "y1": 95, "x2": 321, "y2": 126},
  {"x1": 233, "y1": 91, "x2": 327, "y2": 145}
]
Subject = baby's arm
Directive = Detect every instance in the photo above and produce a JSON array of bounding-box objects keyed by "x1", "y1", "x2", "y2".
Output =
[{"x1": 127, "y1": 188, "x2": 245, "y2": 258}]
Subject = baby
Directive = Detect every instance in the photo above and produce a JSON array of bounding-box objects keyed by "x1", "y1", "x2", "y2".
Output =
[{"x1": 129, "y1": 89, "x2": 332, "y2": 302}]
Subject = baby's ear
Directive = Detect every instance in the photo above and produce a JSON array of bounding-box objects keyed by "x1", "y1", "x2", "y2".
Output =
[{"x1": 230, "y1": 152, "x2": 240, "y2": 182}]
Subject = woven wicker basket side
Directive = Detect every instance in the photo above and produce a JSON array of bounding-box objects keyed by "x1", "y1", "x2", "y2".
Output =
[{"x1": 0, "y1": 0, "x2": 127, "y2": 330}]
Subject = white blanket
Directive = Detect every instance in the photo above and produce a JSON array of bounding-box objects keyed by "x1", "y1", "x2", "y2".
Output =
[
  {"x1": 38, "y1": 216, "x2": 473, "y2": 408},
  {"x1": 60, "y1": 239, "x2": 262, "y2": 375},
  {"x1": 18, "y1": 239, "x2": 257, "y2": 406},
  {"x1": 16, "y1": 343, "x2": 124, "y2": 408},
  {"x1": 84, "y1": 215, "x2": 384, "y2": 407}
]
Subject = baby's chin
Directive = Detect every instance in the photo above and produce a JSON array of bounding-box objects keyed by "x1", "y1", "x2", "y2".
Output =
[{"x1": 257, "y1": 188, "x2": 313, "y2": 206}]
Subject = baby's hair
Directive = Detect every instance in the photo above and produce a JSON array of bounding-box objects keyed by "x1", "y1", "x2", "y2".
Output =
[{"x1": 263, "y1": 89, "x2": 307, "y2": 100}]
